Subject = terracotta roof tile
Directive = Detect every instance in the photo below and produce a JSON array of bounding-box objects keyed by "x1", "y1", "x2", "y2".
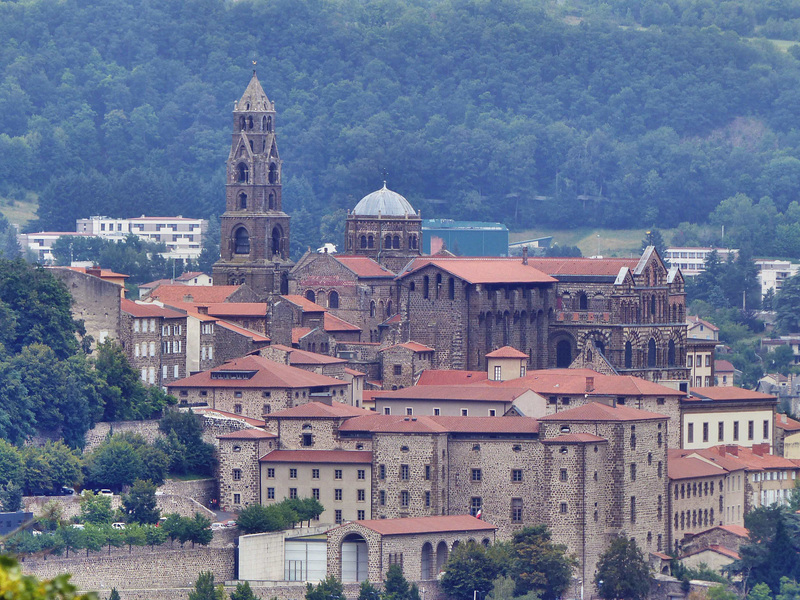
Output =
[
  {"x1": 338, "y1": 414, "x2": 539, "y2": 434},
  {"x1": 486, "y1": 346, "x2": 529, "y2": 359},
  {"x1": 718, "y1": 524, "x2": 749, "y2": 538},
  {"x1": 174, "y1": 271, "x2": 207, "y2": 281},
  {"x1": 776, "y1": 413, "x2": 800, "y2": 432},
  {"x1": 150, "y1": 285, "x2": 242, "y2": 304},
  {"x1": 281, "y1": 295, "x2": 327, "y2": 312},
  {"x1": 292, "y1": 327, "x2": 313, "y2": 344},
  {"x1": 380, "y1": 342, "x2": 435, "y2": 353},
  {"x1": 334, "y1": 255, "x2": 396, "y2": 278},
  {"x1": 687, "y1": 316, "x2": 720, "y2": 331},
  {"x1": 121, "y1": 299, "x2": 186, "y2": 319},
  {"x1": 714, "y1": 360, "x2": 735, "y2": 372},
  {"x1": 398, "y1": 257, "x2": 556, "y2": 285},
  {"x1": 538, "y1": 402, "x2": 668, "y2": 422},
  {"x1": 687, "y1": 387, "x2": 776, "y2": 402},
  {"x1": 166, "y1": 355, "x2": 346, "y2": 390},
  {"x1": 494, "y1": 369, "x2": 684, "y2": 397},
  {"x1": 344, "y1": 368, "x2": 366, "y2": 377},
  {"x1": 376, "y1": 385, "x2": 529, "y2": 403},
  {"x1": 63, "y1": 266, "x2": 129, "y2": 279},
  {"x1": 525, "y1": 257, "x2": 637, "y2": 277},
  {"x1": 352, "y1": 515, "x2": 496, "y2": 536},
  {"x1": 217, "y1": 320, "x2": 270, "y2": 343},
  {"x1": 690, "y1": 445, "x2": 799, "y2": 472},
  {"x1": 324, "y1": 312, "x2": 361, "y2": 332},
  {"x1": 265, "y1": 402, "x2": 372, "y2": 419},
  {"x1": 682, "y1": 545, "x2": 740, "y2": 561},
  {"x1": 417, "y1": 370, "x2": 489, "y2": 386},
  {"x1": 269, "y1": 344, "x2": 347, "y2": 366},
  {"x1": 668, "y1": 455, "x2": 727, "y2": 480},
  {"x1": 259, "y1": 450, "x2": 372, "y2": 464}
]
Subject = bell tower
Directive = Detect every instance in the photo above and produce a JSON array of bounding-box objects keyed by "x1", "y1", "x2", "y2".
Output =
[{"x1": 213, "y1": 71, "x2": 292, "y2": 297}]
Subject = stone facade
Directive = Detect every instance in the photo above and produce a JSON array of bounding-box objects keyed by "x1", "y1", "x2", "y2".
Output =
[
  {"x1": 380, "y1": 344, "x2": 434, "y2": 389},
  {"x1": 218, "y1": 431, "x2": 277, "y2": 510},
  {"x1": 120, "y1": 304, "x2": 188, "y2": 387},
  {"x1": 670, "y1": 473, "x2": 725, "y2": 544}
]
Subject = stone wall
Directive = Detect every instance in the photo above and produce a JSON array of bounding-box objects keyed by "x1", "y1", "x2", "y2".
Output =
[{"x1": 84, "y1": 420, "x2": 162, "y2": 452}]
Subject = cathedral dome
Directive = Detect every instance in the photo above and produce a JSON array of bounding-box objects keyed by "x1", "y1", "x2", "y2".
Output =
[{"x1": 352, "y1": 183, "x2": 415, "y2": 217}]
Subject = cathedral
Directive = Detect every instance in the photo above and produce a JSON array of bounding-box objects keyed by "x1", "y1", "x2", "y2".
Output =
[{"x1": 214, "y1": 75, "x2": 690, "y2": 386}]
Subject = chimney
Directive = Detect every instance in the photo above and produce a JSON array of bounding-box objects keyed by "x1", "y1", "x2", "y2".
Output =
[
  {"x1": 585, "y1": 376, "x2": 595, "y2": 393},
  {"x1": 726, "y1": 445, "x2": 739, "y2": 456},
  {"x1": 717, "y1": 446, "x2": 727, "y2": 457},
  {"x1": 781, "y1": 414, "x2": 788, "y2": 425},
  {"x1": 752, "y1": 443, "x2": 769, "y2": 457},
  {"x1": 197, "y1": 306, "x2": 208, "y2": 315},
  {"x1": 87, "y1": 266, "x2": 102, "y2": 278},
  {"x1": 522, "y1": 246, "x2": 529, "y2": 265},
  {"x1": 183, "y1": 294, "x2": 194, "y2": 303}
]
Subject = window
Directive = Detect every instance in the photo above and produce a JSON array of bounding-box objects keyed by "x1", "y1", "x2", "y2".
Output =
[
  {"x1": 335, "y1": 489, "x2": 343, "y2": 501},
  {"x1": 560, "y1": 469, "x2": 568, "y2": 482},
  {"x1": 289, "y1": 488, "x2": 298, "y2": 499},
  {"x1": 379, "y1": 490, "x2": 386, "y2": 505},
  {"x1": 688, "y1": 423, "x2": 694, "y2": 444},
  {"x1": 234, "y1": 404, "x2": 242, "y2": 414},
  {"x1": 358, "y1": 469, "x2": 366, "y2": 480},
  {"x1": 471, "y1": 497, "x2": 482, "y2": 516},
  {"x1": 162, "y1": 365, "x2": 168, "y2": 380},
  {"x1": 425, "y1": 491, "x2": 431, "y2": 507},
  {"x1": 289, "y1": 468, "x2": 297, "y2": 479},
  {"x1": 335, "y1": 469, "x2": 343, "y2": 480},
  {"x1": 472, "y1": 469, "x2": 482, "y2": 482},
  {"x1": 560, "y1": 502, "x2": 567, "y2": 514},
  {"x1": 379, "y1": 465, "x2": 386, "y2": 479},
  {"x1": 706, "y1": 354, "x2": 711, "y2": 367},
  {"x1": 358, "y1": 510, "x2": 365, "y2": 520},
  {"x1": 394, "y1": 365, "x2": 402, "y2": 376},
  {"x1": 764, "y1": 419, "x2": 770, "y2": 439},
  {"x1": 234, "y1": 494, "x2": 241, "y2": 504},
  {"x1": 357, "y1": 489, "x2": 366, "y2": 502},
  {"x1": 494, "y1": 365, "x2": 502, "y2": 381},
  {"x1": 302, "y1": 433, "x2": 312, "y2": 447},
  {"x1": 511, "y1": 498, "x2": 523, "y2": 523},
  {"x1": 630, "y1": 463, "x2": 636, "y2": 481},
  {"x1": 512, "y1": 469, "x2": 523, "y2": 482},
  {"x1": 384, "y1": 407, "x2": 391, "y2": 415},
  {"x1": 401, "y1": 465, "x2": 409, "y2": 480},
  {"x1": 433, "y1": 408, "x2": 441, "y2": 416},
  {"x1": 406, "y1": 407, "x2": 413, "y2": 416},
  {"x1": 232, "y1": 469, "x2": 241, "y2": 481},
  {"x1": 703, "y1": 422, "x2": 709, "y2": 443},
  {"x1": 312, "y1": 488, "x2": 319, "y2": 500},
  {"x1": 174, "y1": 365, "x2": 179, "y2": 378},
  {"x1": 461, "y1": 409, "x2": 468, "y2": 416},
  {"x1": 658, "y1": 461, "x2": 663, "y2": 478},
  {"x1": 718, "y1": 422, "x2": 724, "y2": 441},
  {"x1": 425, "y1": 465, "x2": 431, "y2": 480},
  {"x1": 267, "y1": 488, "x2": 275, "y2": 499},
  {"x1": 335, "y1": 510, "x2": 342, "y2": 524},
  {"x1": 748, "y1": 420, "x2": 754, "y2": 441},
  {"x1": 733, "y1": 421, "x2": 739, "y2": 441},
  {"x1": 401, "y1": 491, "x2": 410, "y2": 507},
  {"x1": 630, "y1": 496, "x2": 636, "y2": 523},
  {"x1": 267, "y1": 468, "x2": 275, "y2": 478}
]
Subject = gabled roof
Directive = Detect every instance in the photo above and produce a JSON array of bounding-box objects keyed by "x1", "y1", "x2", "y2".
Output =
[
  {"x1": 417, "y1": 370, "x2": 489, "y2": 386},
  {"x1": 237, "y1": 72, "x2": 271, "y2": 110},
  {"x1": 166, "y1": 355, "x2": 346, "y2": 390},
  {"x1": 204, "y1": 303, "x2": 268, "y2": 317},
  {"x1": 380, "y1": 341, "x2": 434, "y2": 353},
  {"x1": 345, "y1": 368, "x2": 365, "y2": 377},
  {"x1": 351, "y1": 515, "x2": 495, "y2": 536},
  {"x1": 175, "y1": 271, "x2": 208, "y2": 281},
  {"x1": 265, "y1": 402, "x2": 372, "y2": 419},
  {"x1": 687, "y1": 316, "x2": 719, "y2": 331},
  {"x1": 292, "y1": 327, "x2": 313, "y2": 344},
  {"x1": 150, "y1": 285, "x2": 243, "y2": 304},
  {"x1": 138, "y1": 278, "x2": 173, "y2": 290},
  {"x1": 687, "y1": 387, "x2": 776, "y2": 403},
  {"x1": 334, "y1": 255, "x2": 396, "y2": 278},
  {"x1": 217, "y1": 320, "x2": 270, "y2": 343},
  {"x1": 217, "y1": 429, "x2": 277, "y2": 440},
  {"x1": 681, "y1": 545, "x2": 740, "y2": 561},
  {"x1": 691, "y1": 524, "x2": 749, "y2": 539},
  {"x1": 281, "y1": 295, "x2": 327, "y2": 313},
  {"x1": 62, "y1": 266, "x2": 129, "y2": 279},
  {"x1": 398, "y1": 257, "x2": 556, "y2": 285},
  {"x1": 688, "y1": 445, "x2": 799, "y2": 472},
  {"x1": 495, "y1": 368, "x2": 684, "y2": 398},
  {"x1": 633, "y1": 246, "x2": 657, "y2": 275},
  {"x1": 259, "y1": 450, "x2": 372, "y2": 464},
  {"x1": 270, "y1": 344, "x2": 347, "y2": 366},
  {"x1": 526, "y1": 257, "x2": 638, "y2": 278},
  {"x1": 538, "y1": 402, "x2": 668, "y2": 422},
  {"x1": 375, "y1": 385, "x2": 529, "y2": 403},
  {"x1": 486, "y1": 346, "x2": 528, "y2": 359},
  {"x1": 324, "y1": 312, "x2": 361, "y2": 332},
  {"x1": 668, "y1": 454, "x2": 727, "y2": 480},
  {"x1": 776, "y1": 413, "x2": 800, "y2": 432},
  {"x1": 121, "y1": 299, "x2": 185, "y2": 319}
]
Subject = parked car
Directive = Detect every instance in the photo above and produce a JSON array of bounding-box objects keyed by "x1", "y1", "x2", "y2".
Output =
[
  {"x1": 211, "y1": 522, "x2": 225, "y2": 531},
  {"x1": 98, "y1": 489, "x2": 113, "y2": 497},
  {"x1": 223, "y1": 520, "x2": 237, "y2": 528},
  {"x1": 71, "y1": 524, "x2": 85, "y2": 529},
  {"x1": 60, "y1": 486, "x2": 75, "y2": 496},
  {"x1": 111, "y1": 522, "x2": 125, "y2": 530}
]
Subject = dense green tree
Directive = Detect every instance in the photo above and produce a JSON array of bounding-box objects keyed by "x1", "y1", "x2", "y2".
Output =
[
  {"x1": 120, "y1": 523, "x2": 147, "y2": 552},
  {"x1": 0, "y1": 481, "x2": 23, "y2": 512},
  {"x1": 82, "y1": 437, "x2": 143, "y2": 492},
  {"x1": 21, "y1": 442, "x2": 81, "y2": 495},
  {"x1": 80, "y1": 492, "x2": 114, "y2": 525},
  {"x1": 775, "y1": 274, "x2": 800, "y2": 333},
  {"x1": 0, "y1": 438, "x2": 22, "y2": 483},
  {"x1": 122, "y1": 479, "x2": 160, "y2": 524},
  {"x1": 230, "y1": 582, "x2": 259, "y2": 600},
  {"x1": 305, "y1": 575, "x2": 344, "y2": 600},
  {"x1": 594, "y1": 535, "x2": 651, "y2": 600},
  {"x1": 144, "y1": 524, "x2": 168, "y2": 549},
  {"x1": 441, "y1": 541, "x2": 500, "y2": 600},
  {"x1": 188, "y1": 572, "x2": 224, "y2": 600},
  {"x1": 107, "y1": 589, "x2": 121, "y2": 600},
  {"x1": 510, "y1": 526, "x2": 577, "y2": 600},
  {"x1": 157, "y1": 410, "x2": 215, "y2": 476},
  {"x1": 357, "y1": 581, "x2": 380, "y2": 600},
  {"x1": 749, "y1": 583, "x2": 773, "y2": 600},
  {"x1": 235, "y1": 501, "x2": 299, "y2": 534},
  {"x1": 777, "y1": 578, "x2": 800, "y2": 600},
  {"x1": 0, "y1": 555, "x2": 95, "y2": 600},
  {"x1": 383, "y1": 564, "x2": 420, "y2": 600}
]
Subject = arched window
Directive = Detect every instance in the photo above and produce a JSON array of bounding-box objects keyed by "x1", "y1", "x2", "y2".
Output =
[
  {"x1": 448, "y1": 277, "x2": 455, "y2": 300},
  {"x1": 409, "y1": 235, "x2": 417, "y2": 249},
  {"x1": 423, "y1": 276, "x2": 430, "y2": 299},
  {"x1": 625, "y1": 341, "x2": 633, "y2": 368},
  {"x1": 262, "y1": 116, "x2": 267, "y2": 131},
  {"x1": 579, "y1": 293, "x2": 588, "y2": 310},
  {"x1": 368, "y1": 235, "x2": 374, "y2": 249},
  {"x1": 648, "y1": 338, "x2": 657, "y2": 367},
  {"x1": 370, "y1": 301, "x2": 376, "y2": 318},
  {"x1": 239, "y1": 116, "x2": 246, "y2": 131},
  {"x1": 556, "y1": 339, "x2": 573, "y2": 368},
  {"x1": 668, "y1": 340, "x2": 676, "y2": 366},
  {"x1": 266, "y1": 116, "x2": 272, "y2": 132},
  {"x1": 234, "y1": 227, "x2": 250, "y2": 254},
  {"x1": 360, "y1": 235, "x2": 367, "y2": 249},
  {"x1": 650, "y1": 295, "x2": 656, "y2": 317},
  {"x1": 386, "y1": 300, "x2": 392, "y2": 315},
  {"x1": 305, "y1": 290, "x2": 316, "y2": 303},
  {"x1": 271, "y1": 226, "x2": 282, "y2": 256},
  {"x1": 385, "y1": 234, "x2": 392, "y2": 248},
  {"x1": 247, "y1": 116, "x2": 253, "y2": 130},
  {"x1": 435, "y1": 274, "x2": 442, "y2": 299},
  {"x1": 237, "y1": 163, "x2": 249, "y2": 183},
  {"x1": 238, "y1": 192, "x2": 247, "y2": 209},
  {"x1": 268, "y1": 192, "x2": 275, "y2": 209},
  {"x1": 393, "y1": 235, "x2": 400, "y2": 249},
  {"x1": 268, "y1": 163, "x2": 278, "y2": 184},
  {"x1": 329, "y1": 291, "x2": 339, "y2": 309}
]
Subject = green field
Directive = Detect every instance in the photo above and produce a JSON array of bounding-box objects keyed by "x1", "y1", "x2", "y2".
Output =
[
  {"x1": 0, "y1": 195, "x2": 38, "y2": 228},
  {"x1": 510, "y1": 228, "x2": 678, "y2": 258}
]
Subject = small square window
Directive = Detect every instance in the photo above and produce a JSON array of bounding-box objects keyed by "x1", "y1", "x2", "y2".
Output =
[
  {"x1": 512, "y1": 469, "x2": 523, "y2": 482},
  {"x1": 394, "y1": 365, "x2": 402, "y2": 376},
  {"x1": 267, "y1": 468, "x2": 275, "y2": 478},
  {"x1": 289, "y1": 468, "x2": 297, "y2": 479},
  {"x1": 358, "y1": 469, "x2": 366, "y2": 480},
  {"x1": 312, "y1": 468, "x2": 320, "y2": 479},
  {"x1": 335, "y1": 489, "x2": 343, "y2": 501},
  {"x1": 234, "y1": 404, "x2": 242, "y2": 414},
  {"x1": 234, "y1": 391, "x2": 243, "y2": 398},
  {"x1": 289, "y1": 488, "x2": 297, "y2": 499},
  {"x1": 234, "y1": 493, "x2": 241, "y2": 504},
  {"x1": 560, "y1": 502, "x2": 567, "y2": 514},
  {"x1": 232, "y1": 469, "x2": 241, "y2": 481},
  {"x1": 472, "y1": 469, "x2": 482, "y2": 482},
  {"x1": 267, "y1": 488, "x2": 275, "y2": 499},
  {"x1": 357, "y1": 510, "x2": 365, "y2": 520},
  {"x1": 461, "y1": 409, "x2": 468, "y2": 416},
  {"x1": 335, "y1": 469, "x2": 343, "y2": 480}
]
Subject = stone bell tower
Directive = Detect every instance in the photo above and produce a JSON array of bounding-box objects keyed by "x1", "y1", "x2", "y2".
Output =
[{"x1": 212, "y1": 71, "x2": 292, "y2": 297}]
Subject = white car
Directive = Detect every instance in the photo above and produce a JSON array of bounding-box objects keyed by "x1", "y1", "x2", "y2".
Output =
[
  {"x1": 112, "y1": 522, "x2": 125, "y2": 530},
  {"x1": 98, "y1": 489, "x2": 113, "y2": 496}
]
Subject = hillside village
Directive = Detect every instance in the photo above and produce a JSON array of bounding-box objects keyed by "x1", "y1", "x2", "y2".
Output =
[{"x1": 3, "y1": 72, "x2": 800, "y2": 600}]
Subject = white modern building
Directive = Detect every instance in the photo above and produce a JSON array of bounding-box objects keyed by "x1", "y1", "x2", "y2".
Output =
[
  {"x1": 664, "y1": 247, "x2": 738, "y2": 277},
  {"x1": 754, "y1": 259, "x2": 799, "y2": 297},
  {"x1": 18, "y1": 231, "x2": 95, "y2": 263}
]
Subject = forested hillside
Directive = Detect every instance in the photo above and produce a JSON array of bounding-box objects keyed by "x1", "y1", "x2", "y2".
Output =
[{"x1": 4, "y1": 0, "x2": 800, "y2": 253}]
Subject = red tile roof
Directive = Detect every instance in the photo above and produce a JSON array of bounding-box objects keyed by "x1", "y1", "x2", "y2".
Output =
[
  {"x1": 217, "y1": 428, "x2": 277, "y2": 440},
  {"x1": 266, "y1": 402, "x2": 372, "y2": 419},
  {"x1": 668, "y1": 455, "x2": 727, "y2": 480},
  {"x1": 338, "y1": 414, "x2": 539, "y2": 434},
  {"x1": 682, "y1": 545, "x2": 740, "y2": 561},
  {"x1": 174, "y1": 271, "x2": 207, "y2": 281},
  {"x1": 270, "y1": 344, "x2": 347, "y2": 366},
  {"x1": 193, "y1": 408, "x2": 266, "y2": 427},
  {"x1": 259, "y1": 450, "x2": 371, "y2": 464},
  {"x1": 687, "y1": 316, "x2": 720, "y2": 331},
  {"x1": 352, "y1": 515, "x2": 495, "y2": 536},
  {"x1": 776, "y1": 413, "x2": 800, "y2": 432},
  {"x1": 324, "y1": 312, "x2": 361, "y2": 332},
  {"x1": 292, "y1": 327, "x2": 313, "y2": 344},
  {"x1": 166, "y1": 355, "x2": 346, "y2": 390},
  {"x1": 217, "y1": 320, "x2": 270, "y2": 343},
  {"x1": 688, "y1": 445, "x2": 799, "y2": 472},
  {"x1": 541, "y1": 433, "x2": 606, "y2": 444},
  {"x1": 538, "y1": 402, "x2": 668, "y2": 422},
  {"x1": 334, "y1": 255, "x2": 396, "y2": 278},
  {"x1": 376, "y1": 385, "x2": 529, "y2": 403},
  {"x1": 121, "y1": 299, "x2": 186, "y2": 319},
  {"x1": 138, "y1": 278, "x2": 173, "y2": 290},
  {"x1": 525, "y1": 257, "x2": 638, "y2": 277},
  {"x1": 345, "y1": 368, "x2": 366, "y2": 377},
  {"x1": 714, "y1": 360, "x2": 735, "y2": 372},
  {"x1": 282, "y1": 295, "x2": 327, "y2": 312},
  {"x1": 150, "y1": 285, "x2": 242, "y2": 304},
  {"x1": 717, "y1": 524, "x2": 749, "y2": 538},
  {"x1": 63, "y1": 266, "x2": 129, "y2": 279},
  {"x1": 486, "y1": 346, "x2": 528, "y2": 359},
  {"x1": 399, "y1": 257, "x2": 556, "y2": 285},
  {"x1": 380, "y1": 341, "x2": 434, "y2": 353},
  {"x1": 687, "y1": 387, "x2": 776, "y2": 402},
  {"x1": 417, "y1": 370, "x2": 489, "y2": 386},
  {"x1": 504, "y1": 369, "x2": 683, "y2": 397},
  {"x1": 204, "y1": 303, "x2": 268, "y2": 317}
]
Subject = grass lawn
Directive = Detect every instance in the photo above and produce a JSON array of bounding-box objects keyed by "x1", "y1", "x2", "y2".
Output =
[
  {"x1": 0, "y1": 194, "x2": 38, "y2": 228},
  {"x1": 510, "y1": 227, "x2": 679, "y2": 258}
]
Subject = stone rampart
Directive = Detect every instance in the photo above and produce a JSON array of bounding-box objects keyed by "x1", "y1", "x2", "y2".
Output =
[{"x1": 84, "y1": 420, "x2": 163, "y2": 452}]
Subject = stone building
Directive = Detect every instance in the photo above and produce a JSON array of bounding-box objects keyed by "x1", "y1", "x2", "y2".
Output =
[
  {"x1": 379, "y1": 342, "x2": 434, "y2": 389},
  {"x1": 218, "y1": 428, "x2": 278, "y2": 510},
  {"x1": 343, "y1": 184, "x2": 422, "y2": 273},
  {"x1": 120, "y1": 299, "x2": 187, "y2": 387},
  {"x1": 212, "y1": 72, "x2": 292, "y2": 297}
]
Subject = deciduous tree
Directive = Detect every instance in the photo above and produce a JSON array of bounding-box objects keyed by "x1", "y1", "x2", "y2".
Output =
[{"x1": 594, "y1": 535, "x2": 651, "y2": 600}]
